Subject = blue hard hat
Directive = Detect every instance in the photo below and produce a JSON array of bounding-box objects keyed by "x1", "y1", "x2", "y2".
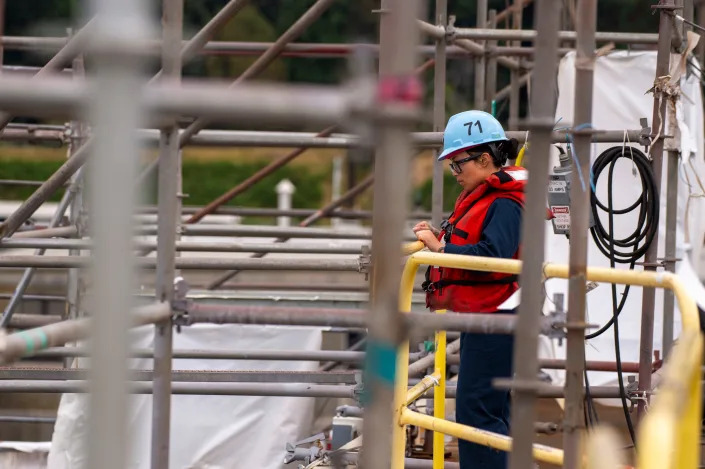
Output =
[{"x1": 437, "y1": 110, "x2": 508, "y2": 161}]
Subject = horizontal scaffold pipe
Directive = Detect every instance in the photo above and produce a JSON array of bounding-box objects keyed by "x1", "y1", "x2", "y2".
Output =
[
  {"x1": 181, "y1": 304, "x2": 561, "y2": 335},
  {"x1": 0, "y1": 238, "x2": 366, "y2": 255},
  {"x1": 7, "y1": 314, "x2": 62, "y2": 329},
  {"x1": 0, "y1": 256, "x2": 364, "y2": 272},
  {"x1": 6, "y1": 225, "x2": 375, "y2": 241},
  {"x1": 10, "y1": 226, "x2": 78, "y2": 239},
  {"x1": 31, "y1": 347, "x2": 426, "y2": 363},
  {"x1": 0, "y1": 36, "x2": 572, "y2": 59},
  {"x1": 452, "y1": 27, "x2": 658, "y2": 44},
  {"x1": 0, "y1": 302, "x2": 170, "y2": 364},
  {"x1": 0, "y1": 380, "x2": 358, "y2": 397},
  {"x1": 136, "y1": 129, "x2": 644, "y2": 148},
  {"x1": 0, "y1": 368, "x2": 361, "y2": 385},
  {"x1": 0, "y1": 128, "x2": 64, "y2": 143},
  {"x1": 31, "y1": 347, "x2": 632, "y2": 372},
  {"x1": 0, "y1": 126, "x2": 644, "y2": 149},
  {"x1": 0, "y1": 380, "x2": 624, "y2": 399},
  {"x1": 0, "y1": 75, "x2": 372, "y2": 128},
  {"x1": 138, "y1": 206, "x2": 441, "y2": 221}
]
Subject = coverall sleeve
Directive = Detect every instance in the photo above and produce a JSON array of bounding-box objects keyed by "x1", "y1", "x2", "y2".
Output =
[{"x1": 442, "y1": 198, "x2": 522, "y2": 259}]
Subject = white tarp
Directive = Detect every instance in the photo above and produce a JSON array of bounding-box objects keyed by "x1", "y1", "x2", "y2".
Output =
[
  {"x1": 48, "y1": 325, "x2": 324, "y2": 469},
  {"x1": 542, "y1": 51, "x2": 705, "y2": 388}
]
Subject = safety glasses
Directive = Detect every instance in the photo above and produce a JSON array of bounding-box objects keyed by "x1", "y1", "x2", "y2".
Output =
[{"x1": 449, "y1": 152, "x2": 485, "y2": 174}]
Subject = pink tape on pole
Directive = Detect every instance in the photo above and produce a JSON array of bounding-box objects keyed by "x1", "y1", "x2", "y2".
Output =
[{"x1": 377, "y1": 75, "x2": 423, "y2": 104}]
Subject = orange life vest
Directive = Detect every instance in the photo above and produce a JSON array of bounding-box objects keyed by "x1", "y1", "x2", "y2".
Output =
[{"x1": 423, "y1": 167, "x2": 526, "y2": 313}]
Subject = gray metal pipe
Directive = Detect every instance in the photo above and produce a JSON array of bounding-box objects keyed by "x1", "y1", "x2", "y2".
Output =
[
  {"x1": 0, "y1": 380, "x2": 358, "y2": 397},
  {"x1": 0, "y1": 238, "x2": 366, "y2": 255},
  {"x1": 0, "y1": 75, "x2": 358, "y2": 128},
  {"x1": 0, "y1": 18, "x2": 97, "y2": 132},
  {"x1": 35, "y1": 347, "x2": 367, "y2": 362},
  {"x1": 0, "y1": 303, "x2": 170, "y2": 364},
  {"x1": 183, "y1": 304, "x2": 530, "y2": 336},
  {"x1": 0, "y1": 378, "x2": 625, "y2": 399},
  {"x1": 475, "y1": 0, "x2": 488, "y2": 110},
  {"x1": 431, "y1": 0, "x2": 447, "y2": 228},
  {"x1": 8, "y1": 223, "x2": 373, "y2": 241},
  {"x1": 509, "y1": 0, "x2": 563, "y2": 467},
  {"x1": 201, "y1": 173, "x2": 375, "y2": 290},
  {"x1": 32, "y1": 347, "x2": 425, "y2": 364},
  {"x1": 0, "y1": 179, "x2": 52, "y2": 187},
  {"x1": 0, "y1": 168, "x2": 83, "y2": 328},
  {"x1": 8, "y1": 314, "x2": 62, "y2": 329},
  {"x1": 422, "y1": 385, "x2": 624, "y2": 399},
  {"x1": 0, "y1": 3, "x2": 262, "y2": 242},
  {"x1": 175, "y1": 224, "x2": 374, "y2": 239},
  {"x1": 0, "y1": 143, "x2": 90, "y2": 238},
  {"x1": 152, "y1": 0, "x2": 248, "y2": 81},
  {"x1": 662, "y1": 150, "x2": 678, "y2": 357},
  {"x1": 638, "y1": 0, "x2": 674, "y2": 422},
  {"x1": 177, "y1": 0, "x2": 338, "y2": 147},
  {"x1": 417, "y1": 20, "x2": 523, "y2": 72},
  {"x1": 134, "y1": 129, "x2": 642, "y2": 148},
  {"x1": 0, "y1": 368, "x2": 360, "y2": 385},
  {"x1": 0, "y1": 128, "x2": 65, "y2": 143},
  {"x1": 10, "y1": 226, "x2": 78, "y2": 239},
  {"x1": 0, "y1": 293, "x2": 66, "y2": 301},
  {"x1": 0, "y1": 35, "x2": 634, "y2": 59},
  {"x1": 408, "y1": 339, "x2": 461, "y2": 377},
  {"x1": 151, "y1": 0, "x2": 183, "y2": 466},
  {"x1": 0, "y1": 256, "x2": 363, "y2": 271},
  {"x1": 452, "y1": 27, "x2": 658, "y2": 44},
  {"x1": 563, "y1": 1, "x2": 597, "y2": 465},
  {"x1": 137, "y1": 205, "x2": 438, "y2": 221},
  {"x1": 341, "y1": 452, "x2": 460, "y2": 469},
  {"x1": 0, "y1": 415, "x2": 56, "y2": 424}
]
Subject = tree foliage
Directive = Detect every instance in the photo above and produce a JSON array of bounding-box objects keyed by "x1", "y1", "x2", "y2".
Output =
[
  {"x1": 204, "y1": 5, "x2": 286, "y2": 81},
  {"x1": 6, "y1": 1, "x2": 663, "y2": 81}
]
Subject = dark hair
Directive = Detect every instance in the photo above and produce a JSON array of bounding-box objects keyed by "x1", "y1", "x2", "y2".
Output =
[{"x1": 468, "y1": 138, "x2": 520, "y2": 167}]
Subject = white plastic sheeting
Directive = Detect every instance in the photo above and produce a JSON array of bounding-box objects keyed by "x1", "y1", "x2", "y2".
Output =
[
  {"x1": 542, "y1": 51, "x2": 705, "y2": 388},
  {"x1": 48, "y1": 324, "x2": 324, "y2": 469}
]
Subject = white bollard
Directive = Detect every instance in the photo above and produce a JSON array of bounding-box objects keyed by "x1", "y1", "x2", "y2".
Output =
[
  {"x1": 331, "y1": 155, "x2": 343, "y2": 227},
  {"x1": 275, "y1": 179, "x2": 296, "y2": 227}
]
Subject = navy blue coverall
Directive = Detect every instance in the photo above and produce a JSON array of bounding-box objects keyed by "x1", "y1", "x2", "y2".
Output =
[{"x1": 443, "y1": 197, "x2": 522, "y2": 469}]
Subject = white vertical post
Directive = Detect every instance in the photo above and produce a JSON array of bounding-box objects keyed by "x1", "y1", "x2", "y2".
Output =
[
  {"x1": 331, "y1": 155, "x2": 343, "y2": 227},
  {"x1": 276, "y1": 179, "x2": 296, "y2": 227}
]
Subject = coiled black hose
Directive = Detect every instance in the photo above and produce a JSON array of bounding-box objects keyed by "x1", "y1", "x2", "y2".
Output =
[
  {"x1": 585, "y1": 145, "x2": 659, "y2": 446},
  {"x1": 587, "y1": 145, "x2": 659, "y2": 339},
  {"x1": 589, "y1": 146, "x2": 659, "y2": 269}
]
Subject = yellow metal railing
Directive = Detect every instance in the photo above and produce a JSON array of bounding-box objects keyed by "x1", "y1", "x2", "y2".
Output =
[{"x1": 394, "y1": 247, "x2": 703, "y2": 469}]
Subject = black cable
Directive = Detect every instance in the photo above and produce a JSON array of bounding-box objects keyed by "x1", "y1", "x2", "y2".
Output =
[
  {"x1": 579, "y1": 146, "x2": 657, "y2": 445},
  {"x1": 584, "y1": 366, "x2": 599, "y2": 427},
  {"x1": 589, "y1": 146, "x2": 659, "y2": 265},
  {"x1": 586, "y1": 146, "x2": 659, "y2": 340}
]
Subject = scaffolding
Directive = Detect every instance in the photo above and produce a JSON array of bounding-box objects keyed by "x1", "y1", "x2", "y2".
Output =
[{"x1": 0, "y1": 0, "x2": 700, "y2": 468}]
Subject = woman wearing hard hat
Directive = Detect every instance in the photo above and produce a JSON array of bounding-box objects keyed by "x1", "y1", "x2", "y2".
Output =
[{"x1": 414, "y1": 110, "x2": 525, "y2": 469}]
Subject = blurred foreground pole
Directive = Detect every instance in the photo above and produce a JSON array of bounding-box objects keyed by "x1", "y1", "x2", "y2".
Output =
[
  {"x1": 361, "y1": 1, "x2": 422, "y2": 468},
  {"x1": 85, "y1": 0, "x2": 151, "y2": 469}
]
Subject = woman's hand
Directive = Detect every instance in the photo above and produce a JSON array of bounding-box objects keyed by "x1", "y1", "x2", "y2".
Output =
[
  {"x1": 413, "y1": 221, "x2": 440, "y2": 237},
  {"x1": 415, "y1": 229, "x2": 443, "y2": 253}
]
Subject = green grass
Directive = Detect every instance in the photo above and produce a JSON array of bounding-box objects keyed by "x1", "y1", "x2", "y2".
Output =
[{"x1": 0, "y1": 145, "x2": 449, "y2": 223}]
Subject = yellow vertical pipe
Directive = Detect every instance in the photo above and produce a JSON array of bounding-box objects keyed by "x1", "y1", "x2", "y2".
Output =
[
  {"x1": 672, "y1": 334, "x2": 703, "y2": 469},
  {"x1": 391, "y1": 260, "x2": 419, "y2": 469},
  {"x1": 391, "y1": 339, "x2": 410, "y2": 469},
  {"x1": 433, "y1": 309, "x2": 447, "y2": 469}
]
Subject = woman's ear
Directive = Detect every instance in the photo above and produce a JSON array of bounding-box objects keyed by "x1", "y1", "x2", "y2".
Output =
[{"x1": 480, "y1": 153, "x2": 492, "y2": 167}]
